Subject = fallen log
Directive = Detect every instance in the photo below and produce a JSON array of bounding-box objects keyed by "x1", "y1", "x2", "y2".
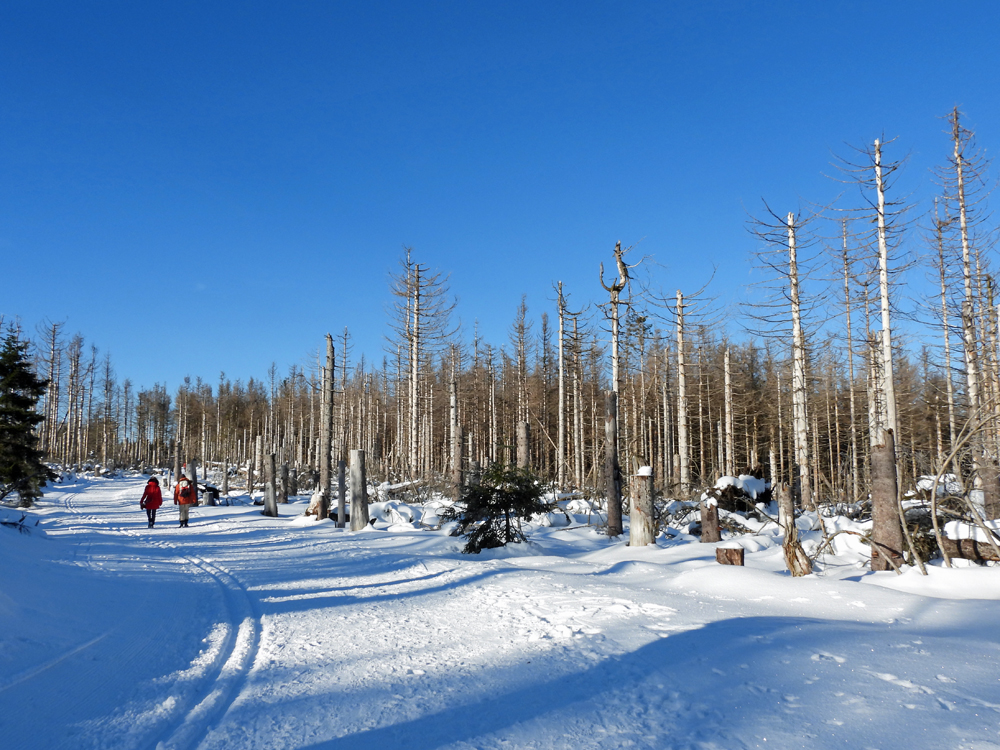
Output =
[{"x1": 942, "y1": 538, "x2": 1000, "y2": 562}]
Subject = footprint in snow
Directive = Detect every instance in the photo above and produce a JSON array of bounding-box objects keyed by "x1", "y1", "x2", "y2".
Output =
[
  {"x1": 936, "y1": 674, "x2": 956, "y2": 683},
  {"x1": 811, "y1": 652, "x2": 846, "y2": 664}
]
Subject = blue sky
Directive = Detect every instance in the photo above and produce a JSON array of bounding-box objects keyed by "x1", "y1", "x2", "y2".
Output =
[{"x1": 2, "y1": 1, "x2": 998, "y2": 391}]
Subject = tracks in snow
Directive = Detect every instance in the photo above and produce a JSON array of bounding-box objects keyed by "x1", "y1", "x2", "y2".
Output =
[{"x1": 62, "y1": 484, "x2": 263, "y2": 750}]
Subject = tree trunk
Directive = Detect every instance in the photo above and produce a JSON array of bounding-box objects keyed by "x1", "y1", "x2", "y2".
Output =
[
  {"x1": 778, "y1": 482, "x2": 811, "y2": 576},
  {"x1": 337, "y1": 459, "x2": 346, "y2": 527},
  {"x1": 605, "y1": 390, "x2": 623, "y2": 536},
  {"x1": 278, "y1": 463, "x2": 289, "y2": 503},
  {"x1": 699, "y1": 498, "x2": 720, "y2": 543},
  {"x1": 263, "y1": 452, "x2": 278, "y2": 517},
  {"x1": 349, "y1": 449, "x2": 370, "y2": 530},
  {"x1": 319, "y1": 334, "x2": 335, "y2": 521},
  {"x1": 517, "y1": 420, "x2": 530, "y2": 470},
  {"x1": 870, "y1": 428, "x2": 903, "y2": 571},
  {"x1": 630, "y1": 468, "x2": 655, "y2": 546},
  {"x1": 676, "y1": 291, "x2": 690, "y2": 495},
  {"x1": 788, "y1": 213, "x2": 812, "y2": 511}
]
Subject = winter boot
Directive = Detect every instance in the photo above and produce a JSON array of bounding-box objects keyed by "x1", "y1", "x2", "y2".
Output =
[{"x1": 148, "y1": 521, "x2": 153, "y2": 528}]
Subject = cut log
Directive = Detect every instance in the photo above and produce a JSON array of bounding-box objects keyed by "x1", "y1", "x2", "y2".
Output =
[
  {"x1": 942, "y1": 538, "x2": 1000, "y2": 562},
  {"x1": 716, "y1": 547, "x2": 744, "y2": 566}
]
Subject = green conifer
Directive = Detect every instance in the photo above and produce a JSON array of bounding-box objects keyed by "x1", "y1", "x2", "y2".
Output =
[
  {"x1": 0, "y1": 331, "x2": 54, "y2": 507},
  {"x1": 442, "y1": 463, "x2": 553, "y2": 553}
]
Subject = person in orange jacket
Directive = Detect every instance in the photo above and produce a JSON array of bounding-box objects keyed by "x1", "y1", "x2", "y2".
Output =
[
  {"x1": 140, "y1": 477, "x2": 163, "y2": 528},
  {"x1": 174, "y1": 472, "x2": 197, "y2": 527}
]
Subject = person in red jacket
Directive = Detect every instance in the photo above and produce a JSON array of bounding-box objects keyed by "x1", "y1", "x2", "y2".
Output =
[
  {"x1": 140, "y1": 477, "x2": 163, "y2": 528},
  {"x1": 174, "y1": 472, "x2": 197, "y2": 527}
]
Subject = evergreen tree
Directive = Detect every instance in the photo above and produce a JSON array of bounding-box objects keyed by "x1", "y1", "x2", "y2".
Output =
[
  {"x1": 0, "y1": 331, "x2": 53, "y2": 507},
  {"x1": 442, "y1": 463, "x2": 553, "y2": 553}
]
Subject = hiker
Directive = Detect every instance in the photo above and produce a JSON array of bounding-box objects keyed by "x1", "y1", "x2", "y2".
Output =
[
  {"x1": 174, "y1": 472, "x2": 197, "y2": 527},
  {"x1": 140, "y1": 477, "x2": 163, "y2": 528}
]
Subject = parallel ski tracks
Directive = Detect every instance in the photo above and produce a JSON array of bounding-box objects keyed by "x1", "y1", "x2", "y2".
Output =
[{"x1": 62, "y1": 485, "x2": 264, "y2": 750}]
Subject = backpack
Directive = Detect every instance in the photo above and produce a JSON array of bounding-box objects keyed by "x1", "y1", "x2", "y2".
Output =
[{"x1": 179, "y1": 483, "x2": 193, "y2": 500}]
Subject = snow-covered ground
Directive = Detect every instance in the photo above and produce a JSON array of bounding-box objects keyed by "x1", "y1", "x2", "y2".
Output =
[{"x1": 3, "y1": 475, "x2": 1000, "y2": 750}]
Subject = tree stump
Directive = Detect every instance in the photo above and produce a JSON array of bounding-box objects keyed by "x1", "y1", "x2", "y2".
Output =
[
  {"x1": 871, "y1": 428, "x2": 904, "y2": 571},
  {"x1": 349, "y1": 450, "x2": 370, "y2": 531},
  {"x1": 700, "y1": 499, "x2": 720, "y2": 543},
  {"x1": 262, "y1": 453, "x2": 278, "y2": 517},
  {"x1": 716, "y1": 547, "x2": 745, "y2": 566},
  {"x1": 777, "y1": 482, "x2": 811, "y2": 576},
  {"x1": 630, "y1": 468, "x2": 656, "y2": 546}
]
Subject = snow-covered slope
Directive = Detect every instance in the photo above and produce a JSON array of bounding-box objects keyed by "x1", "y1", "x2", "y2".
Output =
[{"x1": 2, "y1": 475, "x2": 999, "y2": 749}]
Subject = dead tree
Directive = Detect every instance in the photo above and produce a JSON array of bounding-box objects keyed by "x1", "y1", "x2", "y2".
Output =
[
  {"x1": 349, "y1": 449, "x2": 370, "y2": 530},
  {"x1": 319, "y1": 334, "x2": 335, "y2": 520},
  {"x1": 263, "y1": 452, "x2": 278, "y2": 517},
  {"x1": 870, "y1": 428, "x2": 903, "y2": 571},
  {"x1": 777, "y1": 482, "x2": 811, "y2": 576},
  {"x1": 630, "y1": 467, "x2": 656, "y2": 546},
  {"x1": 605, "y1": 390, "x2": 623, "y2": 536}
]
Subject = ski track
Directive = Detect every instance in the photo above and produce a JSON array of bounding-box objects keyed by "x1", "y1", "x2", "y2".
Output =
[
  {"x1": 13, "y1": 476, "x2": 1000, "y2": 749},
  {"x1": 63, "y1": 481, "x2": 263, "y2": 750}
]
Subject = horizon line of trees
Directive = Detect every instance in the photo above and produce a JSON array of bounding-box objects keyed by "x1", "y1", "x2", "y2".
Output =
[{"x1": 14, "y1": 108, "x2": 1000, "y2": 525}]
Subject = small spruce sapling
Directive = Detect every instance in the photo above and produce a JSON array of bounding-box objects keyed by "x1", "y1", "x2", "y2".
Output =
[{"x1": 442, "y1": 463, "x2": 553, "y2": 553}]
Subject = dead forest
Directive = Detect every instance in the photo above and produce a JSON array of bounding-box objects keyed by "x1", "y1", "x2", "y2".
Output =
[{"x1": 25, "y1": 109, "x2": 1000, "y2": 533}]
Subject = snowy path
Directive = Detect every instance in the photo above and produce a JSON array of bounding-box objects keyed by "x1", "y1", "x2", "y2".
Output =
[{"x1": 3, "y1": 476, "x2": 1000, "y2": 749}]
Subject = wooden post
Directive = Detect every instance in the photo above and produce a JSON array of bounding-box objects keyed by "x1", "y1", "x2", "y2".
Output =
[
  {"x1": 221, "y1": 457, "x2": 229, "y2": 496},
  {"x1": 517, "y1": 421, "x2": 530, "y2": 469},
  {"x1": 349, "y1": 449, "x2": 370, "y2": 531},
  {"x1": 337, "y1": 459, "x2": 346, "y2": 527},
  {"x1": 263, "y1": 452, "x2": 278, "y2": 517},
  {"x1": 871, "y1": 427, "x2": 903, "y2": 571},
  {"x1": 278, "y1": 463, "x2": 289, "y2": 503},
  {"x1": 630, "y1": 466, "x2": 655, "y2": 546},
  {"x1": 605, "y1": 390, "x2": 623, "y2": 536}
]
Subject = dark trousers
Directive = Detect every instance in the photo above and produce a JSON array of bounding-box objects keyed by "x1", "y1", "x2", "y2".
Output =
[{"x1": 146, "y1": 508, "x2": 157, "y2": 526}]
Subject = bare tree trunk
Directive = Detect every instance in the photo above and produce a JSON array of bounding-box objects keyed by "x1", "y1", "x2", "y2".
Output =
[
  {"x1": 517, "y1": 421, "x2": 530, "y2": 470},
  {"x1": 319, "y1": 335, "x2": 335, "y2": 520},
  {"x1": 874, "y1": 140, "x2": 899, "y2": 441},
  {"x1": 337, "y1": 459, "x2": 346, "y2": 527},
  {"x1": 557, "y1": 282, "x2": 567, "y2": 489},
  {"x1": 676, "y1": 291, "x2": 690, "y2": 494},
  {"x1": 777, "y1": 482, "x2": 811, "y2": 576},
  {"x1": 788, "y1": 213, "x2": 812, "y2": 510},
  {"x1": 871, "y1": 428, "x2": 903, "y2": 571},
  {"x1": 630, "y1": 468, "x2": 655, "y2": 546},
  {"x1": 279, "y1": 463, "x2": 289, "y2": 504},
  {"x1": 699, "y1": 498, "x2": 720, "y2": 543},
  {"x1": 724, "y1": 347, "x2": 734, "y2": 475},
  {"x1": 605, "y1": 390, "x2": 623, "y2": 536},
  {"x1": 842, "y1": 222, "x2": 861, "y2": 503},
  {"x1": 263, "y1": 452, "x2": 278, "y2": 517},
  {"x1": 349, "y1": 449, "x2": 370, "y2": 530}
]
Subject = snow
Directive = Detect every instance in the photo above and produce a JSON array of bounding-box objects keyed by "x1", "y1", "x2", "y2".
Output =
[{"x1": 3, "y1": 474, "x2": 1000, "y2": 749}]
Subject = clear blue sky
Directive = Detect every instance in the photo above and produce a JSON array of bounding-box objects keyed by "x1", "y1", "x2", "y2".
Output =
[{"x1": 3, "y1": 1, "x2": 998, "y2": 391}]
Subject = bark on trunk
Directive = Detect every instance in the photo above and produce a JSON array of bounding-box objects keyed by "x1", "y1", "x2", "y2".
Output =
[
  {"x1": 871, "y1": 428, "x2": 904, "y2": 571},
  {"x1": 263, "y1": 452, "x2": 278, "y2": 517},
  {"x1": 778, "y1": 482, "x2": 811, "y2": 576},
  {"x1": 517, "y1": 421, "x2": 530, "y2": 470},
  {"x1": 349, "y1": 449, "x2": 370, "y2": 530},
  {"x1": 605, "y1": 390, "x2": 623, "y2": 536},
  {"x1": 630, "y1": 469, "x2": 655, "y2": 546}
]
